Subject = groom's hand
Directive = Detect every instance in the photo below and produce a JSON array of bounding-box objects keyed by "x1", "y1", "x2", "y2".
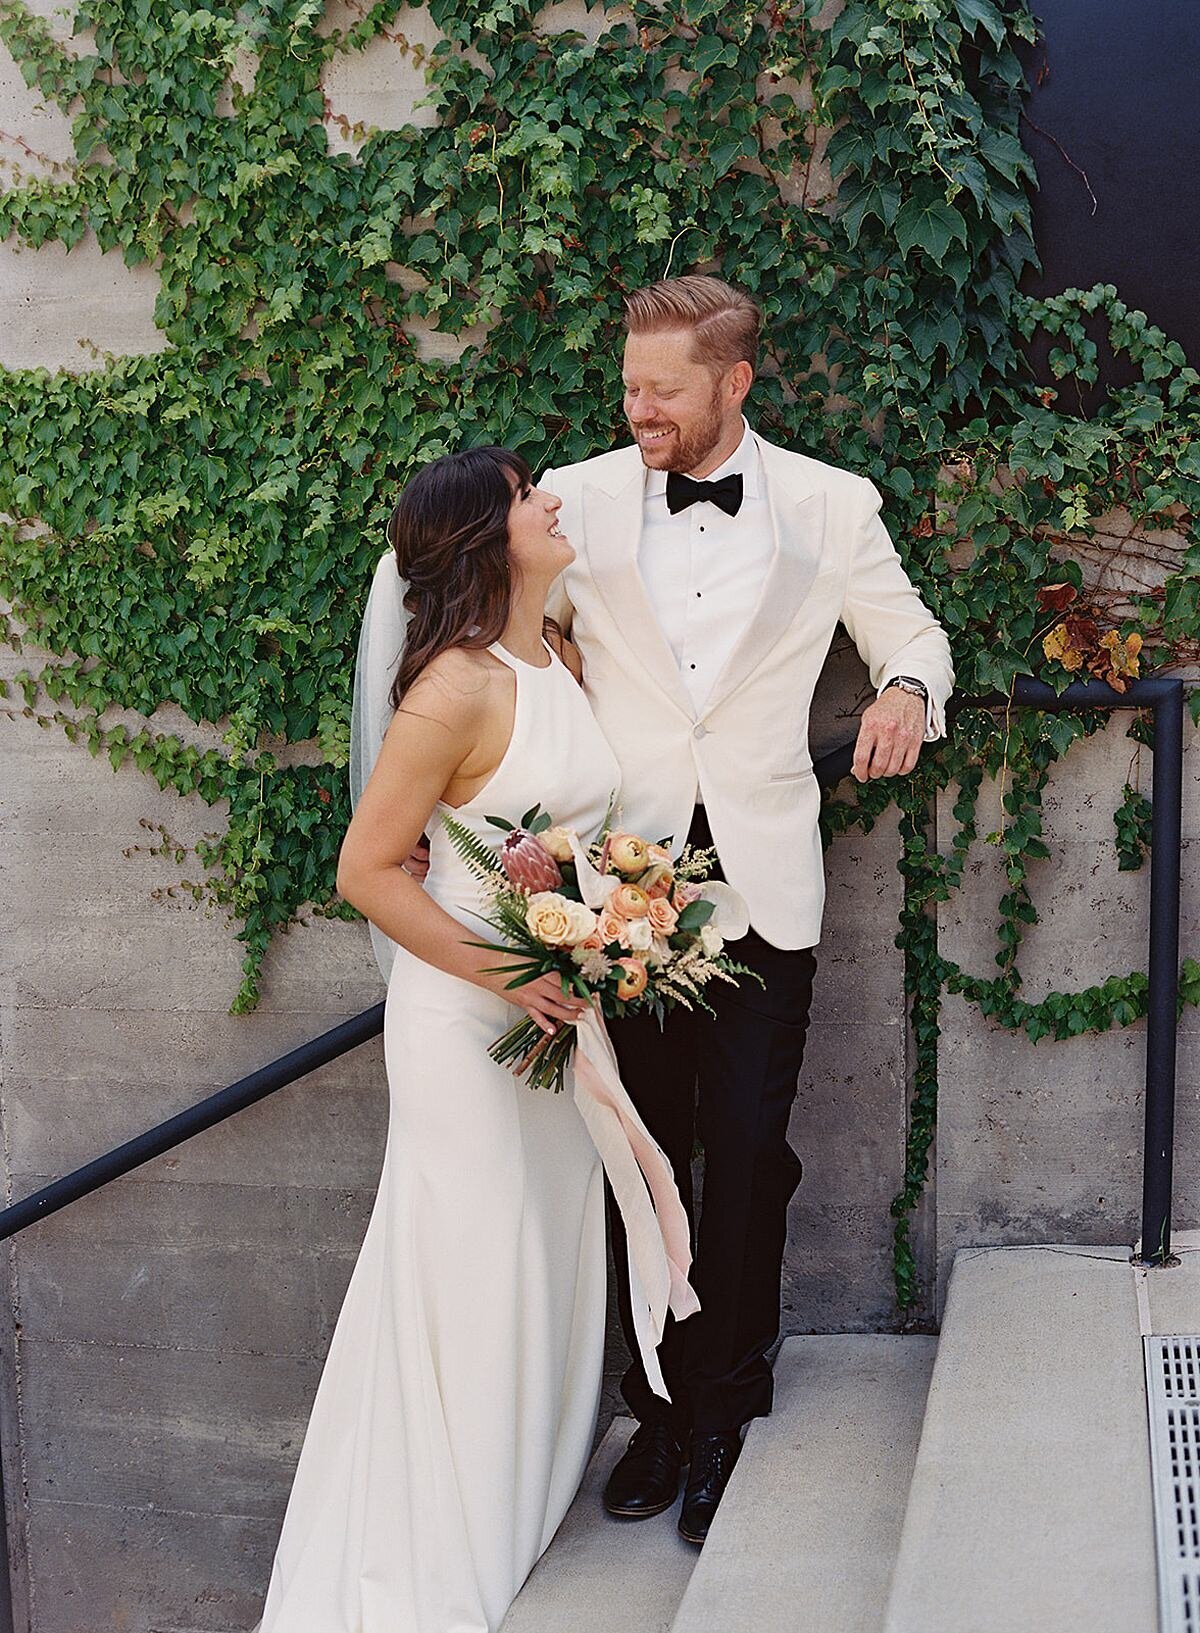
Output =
[
  {"x1": 852, "y1": 689, "x2": 926, "y2": 781},
  {"x1": 402, "y1": 834, "x2": 431, "y2": 880}
]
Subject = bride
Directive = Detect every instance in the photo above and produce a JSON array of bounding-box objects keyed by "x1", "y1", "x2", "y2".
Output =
[{"x1": 252, "y1": 446, "x2": 663, "y2": 1633}]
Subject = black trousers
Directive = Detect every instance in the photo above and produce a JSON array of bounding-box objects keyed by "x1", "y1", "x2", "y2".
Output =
[{"x1": 606, "y1": 805, "x2": 816, "y2": 1438}]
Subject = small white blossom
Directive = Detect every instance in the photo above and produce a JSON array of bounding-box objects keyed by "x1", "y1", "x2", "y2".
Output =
[{"x1": 700, "y1": 923, "x2": 725, "y2": 958}]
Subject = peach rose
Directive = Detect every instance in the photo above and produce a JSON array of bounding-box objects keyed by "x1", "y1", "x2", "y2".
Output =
[
  {"x1": 539, "y1": 825, "x2": 577, "y2": 864},
  {"x1": 610, "y1": 882, "x2": 650, "y2": 920},
  {"x1": 639, "y1": 862, "x2": 675, "y2": 900},
  {"x1": 525, "y1": 892, "x2": 598, "y2": 948},
  {"x1": 597, "y1": 908, "x2": 626, "y2": 947},
  {"x1": 646, "y1": 897, "x2": 678, "y2": 936},
  {"x1": 615, "y1": 957, "x2": 649, "y2": 1001},
  {"x1": 608, "y1": 832, "x2": 650, "y2": 876},
  {"x1": 579, "y1": 930, "x2": 605, "y2": 952}
]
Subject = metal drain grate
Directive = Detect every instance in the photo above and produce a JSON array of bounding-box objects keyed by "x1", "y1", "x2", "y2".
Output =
[{"x1": 1145, "y1": 1337, "x2": 1200, "y2": 1632}]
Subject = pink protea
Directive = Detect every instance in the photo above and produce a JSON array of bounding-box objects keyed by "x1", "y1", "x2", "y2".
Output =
[{"x1": 499, "y1": 828, "x2": 563, "y2": 892}]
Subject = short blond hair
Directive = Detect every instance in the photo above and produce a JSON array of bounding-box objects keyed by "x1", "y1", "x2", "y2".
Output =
[{"x1": 623, "y1": 275, "x2": 761, "y2": 374}]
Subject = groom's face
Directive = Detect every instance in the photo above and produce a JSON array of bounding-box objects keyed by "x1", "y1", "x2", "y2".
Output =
[{"x1": 622, "y1": 329, "x2": 734, "y2": 475}]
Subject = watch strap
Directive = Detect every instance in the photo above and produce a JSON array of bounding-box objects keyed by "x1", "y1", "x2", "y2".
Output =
[{"x1": 882, "y1": 675, "x2": 929, "y2": 701}]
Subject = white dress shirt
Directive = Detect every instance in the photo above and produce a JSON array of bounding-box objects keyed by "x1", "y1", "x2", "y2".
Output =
[
  {"x1": 639, "y1": 418, "x2": 771, "y2": 718},
  {"x1": 639, "y1": 417, "x2": 938, "y2": 740}
]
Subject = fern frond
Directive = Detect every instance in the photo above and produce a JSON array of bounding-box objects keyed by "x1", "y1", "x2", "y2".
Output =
[{"x1": 440, "y1": 812, "x2": 503, "y2": 882}]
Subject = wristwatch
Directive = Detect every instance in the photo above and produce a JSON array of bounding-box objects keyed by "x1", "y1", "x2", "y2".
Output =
[{"x1": 882, "y1": 675, "x2": 929, "y2": 702}]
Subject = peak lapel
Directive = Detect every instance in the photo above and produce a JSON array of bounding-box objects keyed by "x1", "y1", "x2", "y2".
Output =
[
  {"x1": 702, "y1": 437, "x2": 826, "y2": 716},
  {"x1": 583, "y1": 456, "x2": 695, "y2": 719}
]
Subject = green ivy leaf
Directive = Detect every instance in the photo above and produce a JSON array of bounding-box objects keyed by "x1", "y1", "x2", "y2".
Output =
[
  {"x1": 954, "y1": 0, "x2": 1007, "y2": 48},
  {"x1": 894, "y1": 195, "x2": 969, "y2": 263}
]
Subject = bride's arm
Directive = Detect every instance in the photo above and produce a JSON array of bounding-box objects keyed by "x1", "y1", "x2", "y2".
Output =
[{"x1": 336, "y1": 656, "x2": 587, "y2": 1036}]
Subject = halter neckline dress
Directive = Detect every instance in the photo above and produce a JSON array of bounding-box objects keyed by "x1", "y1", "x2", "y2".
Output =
[{"x1": 254, "y1": 637, "x2": 622, "y2": 1633}]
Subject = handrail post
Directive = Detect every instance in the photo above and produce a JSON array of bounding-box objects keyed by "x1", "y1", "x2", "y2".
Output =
[{"x1": 1139, "y1": 678, "x2": 1184, "y2": 1265}]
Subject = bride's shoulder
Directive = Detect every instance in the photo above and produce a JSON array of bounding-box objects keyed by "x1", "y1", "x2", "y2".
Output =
[{"x1": 402, "y1": 645, "x2": 506, "y2": 725}]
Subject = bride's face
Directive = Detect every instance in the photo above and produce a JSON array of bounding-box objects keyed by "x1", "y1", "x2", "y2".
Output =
[{"x1": 506, "y1": 477, "x2": 574, "y2": 578}]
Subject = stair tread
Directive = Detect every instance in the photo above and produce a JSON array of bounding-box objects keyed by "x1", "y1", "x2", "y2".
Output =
[
  {"x1": 670, "y1": 1333, "x2": 937, "y2": 1633},
  {"x1": 500, "y1": 1415, "x2": 698, "y2": 1633},
  {"x1": 883, "y1": 1244, "x2": 1158, "y2": 1633}
]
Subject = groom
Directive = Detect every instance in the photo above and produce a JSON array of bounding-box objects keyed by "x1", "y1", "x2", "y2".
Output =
[{"x1": 540, "y1": 275, "x2": 954, "y2": 1543}]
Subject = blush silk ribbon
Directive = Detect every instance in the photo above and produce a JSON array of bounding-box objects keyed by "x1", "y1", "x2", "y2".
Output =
[{"x1": 571, "y1": 1006, "x2": 700, "y2": 1400}]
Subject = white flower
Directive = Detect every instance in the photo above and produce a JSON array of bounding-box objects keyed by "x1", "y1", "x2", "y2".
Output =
[
  {"x1": 623, "y1": 916, "x2": 653, "y2": 953},
  {"x1": 695, "y1": 881, "x2": 750, "y2": 939},
  {"x1": 565, "y1": 828, "x2": 621, "y2": 910},
  {"x1": 699, "y1": 923, "x2": 725, "y2": 958}
]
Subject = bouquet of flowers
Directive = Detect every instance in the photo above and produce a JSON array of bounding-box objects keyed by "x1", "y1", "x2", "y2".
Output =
[{"x1": 441, "y1": 801, "x2": 760, "y2": 1091}]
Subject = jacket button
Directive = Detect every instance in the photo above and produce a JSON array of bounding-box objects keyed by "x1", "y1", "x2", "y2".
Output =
[{"x1": 693, "y1": 724, "x2": 709, "y2": 739}]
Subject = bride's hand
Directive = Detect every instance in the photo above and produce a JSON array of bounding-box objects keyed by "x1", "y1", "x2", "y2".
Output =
[{"x1": 478, "y1": 966, "x2": 590, "y2": 1036}]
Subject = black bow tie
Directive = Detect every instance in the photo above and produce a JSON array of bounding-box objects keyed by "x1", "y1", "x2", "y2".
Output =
[{"x1": 665, "y1": 470, "x2": 744, "y2": 518}]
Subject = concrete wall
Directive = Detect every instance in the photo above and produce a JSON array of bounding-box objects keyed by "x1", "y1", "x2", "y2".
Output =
[
  {"x1": 935, "y1": 714, "x2": 1200, "y2": 1313},
  {"x1": 2, "y1": 1, "x2": 1196, "y2": 1628}
]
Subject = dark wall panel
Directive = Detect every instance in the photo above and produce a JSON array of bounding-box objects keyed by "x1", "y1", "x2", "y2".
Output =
[{"x1": 1017, "y1": 3, "x2": 1199, "y2": 387}]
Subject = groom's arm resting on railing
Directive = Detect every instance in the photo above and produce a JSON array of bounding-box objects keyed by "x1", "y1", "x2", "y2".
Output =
[{"x1": 840, "y1": 477, "x2": 954, "y2": 782}]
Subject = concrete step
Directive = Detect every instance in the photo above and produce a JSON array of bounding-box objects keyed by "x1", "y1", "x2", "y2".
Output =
[
  {"x1": 883, "y1": 1244, "x2": 1158, "y2": 1633},
  {"x1": 500, "y1": 1415, "x2": 699, "y2": 1633},
  {"x1": 670, "y1": 1333, "x2": 937, "y2": 1633}
]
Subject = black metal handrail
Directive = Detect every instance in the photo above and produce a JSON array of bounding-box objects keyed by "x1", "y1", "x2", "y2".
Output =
[{"x1": 0, "y1": 677, "x2": 1183, "y2": 1266}]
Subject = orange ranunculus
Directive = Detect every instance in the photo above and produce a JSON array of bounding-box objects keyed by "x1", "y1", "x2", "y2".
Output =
[
  {"x1": 610, "y1": 882, "x2": 650, "y2": 919},
  {"x1": 608, "y1": 832, "x2": 650, "y2": 875},
  {"x1": 615, "y1": 958, "x2": 649, "y2": 1001}
]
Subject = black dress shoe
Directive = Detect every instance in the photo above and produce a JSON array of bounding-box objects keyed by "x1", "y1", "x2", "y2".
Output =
[
  {"x1": 678, "y1": 1430, "x2": 742, "y2": 1544},
  {"x1": 602, "y1": 1421, "x2": 687, "y2": 1518}
]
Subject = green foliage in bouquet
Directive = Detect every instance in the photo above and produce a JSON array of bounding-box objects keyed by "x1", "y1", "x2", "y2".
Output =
[{"x1": 2, "y1": 0, "x2": 1198, "y2": 1305}]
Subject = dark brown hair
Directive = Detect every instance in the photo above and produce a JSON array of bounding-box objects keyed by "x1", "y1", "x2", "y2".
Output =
[
  {"x1": 624, "y1": 274, "x2": 761, "y2": 374},
  {"x1": 386, "y1": 445, "x2": 531, "y2": 711}
]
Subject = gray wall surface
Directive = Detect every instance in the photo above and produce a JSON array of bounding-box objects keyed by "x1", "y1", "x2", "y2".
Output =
[{"x1": 3, "y1": 0, "x2": 1197, "y2": 1628}]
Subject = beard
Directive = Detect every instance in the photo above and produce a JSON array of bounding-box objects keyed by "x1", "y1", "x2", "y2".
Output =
[{"x1": 629, "y1": 385, "x2": 726, "y2": 474}]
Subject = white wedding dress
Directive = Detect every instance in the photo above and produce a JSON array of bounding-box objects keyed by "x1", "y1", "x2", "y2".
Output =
[{"x1": 253, "y1": 637, "x2": 623, "y2": 1633}]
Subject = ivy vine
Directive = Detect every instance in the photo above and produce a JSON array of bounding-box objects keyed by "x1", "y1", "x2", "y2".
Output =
[{"x1": 1, "y1": 0, "x2": 1197, "y2": 1307}]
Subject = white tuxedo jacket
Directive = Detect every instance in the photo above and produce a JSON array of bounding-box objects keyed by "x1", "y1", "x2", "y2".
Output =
[{"x1": 542, "y1": 429, "x2": 954, "y2": 949}]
